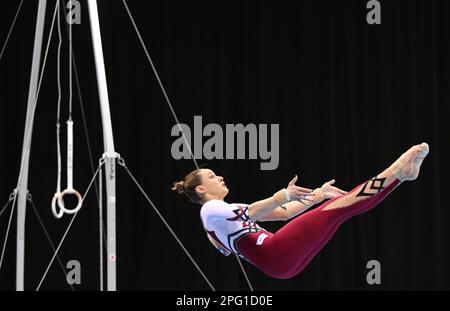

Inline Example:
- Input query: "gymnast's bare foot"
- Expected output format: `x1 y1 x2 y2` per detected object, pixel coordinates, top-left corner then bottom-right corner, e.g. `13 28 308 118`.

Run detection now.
390 142 430 181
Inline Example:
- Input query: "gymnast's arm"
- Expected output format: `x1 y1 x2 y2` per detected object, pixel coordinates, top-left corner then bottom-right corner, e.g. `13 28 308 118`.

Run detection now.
258 179 349 222
258 188 325 222
247 175 315 221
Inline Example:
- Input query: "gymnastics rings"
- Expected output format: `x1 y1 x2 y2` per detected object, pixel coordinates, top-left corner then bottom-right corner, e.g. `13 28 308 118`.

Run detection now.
51 120 83 219
51 189 82 219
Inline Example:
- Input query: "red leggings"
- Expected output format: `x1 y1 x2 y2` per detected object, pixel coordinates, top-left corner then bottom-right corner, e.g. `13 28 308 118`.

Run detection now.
235 178 402 279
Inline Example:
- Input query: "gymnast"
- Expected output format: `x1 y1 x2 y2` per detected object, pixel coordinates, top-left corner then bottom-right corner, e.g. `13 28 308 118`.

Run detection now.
172 143 429 279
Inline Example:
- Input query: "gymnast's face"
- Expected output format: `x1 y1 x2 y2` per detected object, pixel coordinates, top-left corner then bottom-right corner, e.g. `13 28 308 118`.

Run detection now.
195 169 229 201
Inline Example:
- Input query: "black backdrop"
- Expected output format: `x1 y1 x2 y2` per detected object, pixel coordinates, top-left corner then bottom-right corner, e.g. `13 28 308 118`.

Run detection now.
0 0 449 291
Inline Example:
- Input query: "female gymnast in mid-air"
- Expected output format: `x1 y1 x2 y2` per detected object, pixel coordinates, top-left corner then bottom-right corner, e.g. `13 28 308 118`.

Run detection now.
172 143 429 279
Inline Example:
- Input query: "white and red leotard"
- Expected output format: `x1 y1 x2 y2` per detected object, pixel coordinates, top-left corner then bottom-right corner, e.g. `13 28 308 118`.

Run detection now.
199 178 401 279
200 200 269 256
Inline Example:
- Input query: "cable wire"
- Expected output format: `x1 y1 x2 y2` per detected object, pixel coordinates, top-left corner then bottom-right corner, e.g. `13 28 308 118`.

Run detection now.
121 0 254 291
36 162 103 291
119 159 215 291
0 0 24 62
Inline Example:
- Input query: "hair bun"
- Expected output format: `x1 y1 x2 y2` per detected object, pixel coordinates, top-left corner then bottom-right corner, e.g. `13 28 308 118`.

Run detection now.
171 180 185 194
171 169 203 205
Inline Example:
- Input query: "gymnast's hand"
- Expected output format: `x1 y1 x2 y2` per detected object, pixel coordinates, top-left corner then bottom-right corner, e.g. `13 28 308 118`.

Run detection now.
320 179 348 199
286 175 315 202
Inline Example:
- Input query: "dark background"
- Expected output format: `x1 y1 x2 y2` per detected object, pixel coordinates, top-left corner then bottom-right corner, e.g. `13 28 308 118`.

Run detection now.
0 0 449 291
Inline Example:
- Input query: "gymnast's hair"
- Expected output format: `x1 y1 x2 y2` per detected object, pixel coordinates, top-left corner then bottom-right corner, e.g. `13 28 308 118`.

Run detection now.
171 169 203 205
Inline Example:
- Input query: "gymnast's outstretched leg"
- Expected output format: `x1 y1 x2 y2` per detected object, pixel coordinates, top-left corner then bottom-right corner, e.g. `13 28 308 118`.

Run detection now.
236 143 429 279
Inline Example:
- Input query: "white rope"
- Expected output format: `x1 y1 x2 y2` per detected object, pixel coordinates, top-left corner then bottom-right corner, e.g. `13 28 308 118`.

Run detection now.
69 1 73 119
59 0 101 213
51 0 82 219
0 0 24 62
36 161 103 291
121 0 254 291
118 158 215 291
52 0 64 218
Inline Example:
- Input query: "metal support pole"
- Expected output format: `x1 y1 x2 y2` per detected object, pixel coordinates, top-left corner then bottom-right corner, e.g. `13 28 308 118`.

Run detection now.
16 0 47 291
87 0 118 291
